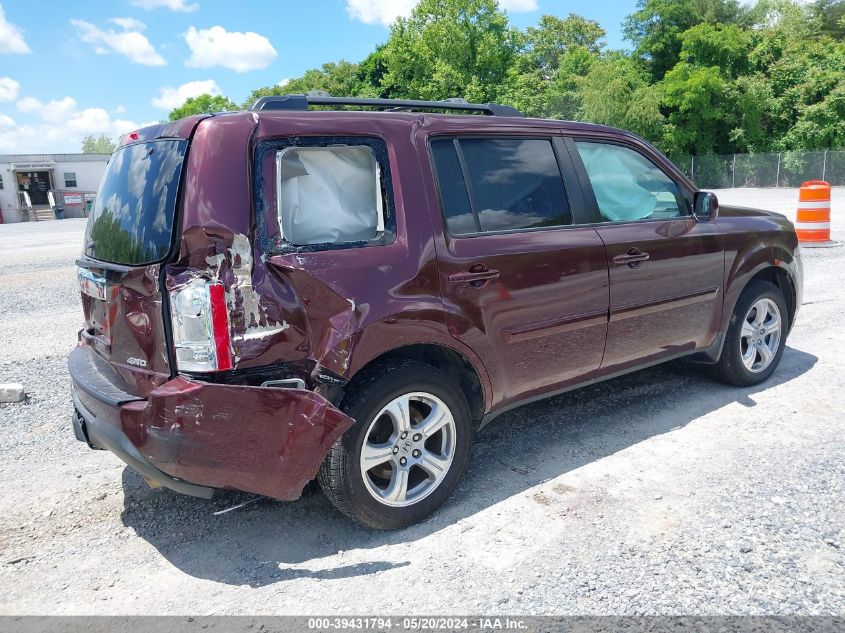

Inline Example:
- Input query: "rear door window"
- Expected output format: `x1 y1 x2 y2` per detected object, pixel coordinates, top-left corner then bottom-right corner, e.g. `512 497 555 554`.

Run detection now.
574 141 688 222
430 137 571 235
84 139 186 265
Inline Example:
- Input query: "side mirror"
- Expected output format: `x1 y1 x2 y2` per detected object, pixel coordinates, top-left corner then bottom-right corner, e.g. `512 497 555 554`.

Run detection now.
694 191 719 221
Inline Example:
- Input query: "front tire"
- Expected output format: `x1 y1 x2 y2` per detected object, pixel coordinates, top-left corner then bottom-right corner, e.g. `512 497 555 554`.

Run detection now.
318 359 473 530
713 280 788 386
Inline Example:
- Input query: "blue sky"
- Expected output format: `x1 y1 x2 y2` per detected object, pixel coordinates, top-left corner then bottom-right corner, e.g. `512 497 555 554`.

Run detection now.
0 0 633 153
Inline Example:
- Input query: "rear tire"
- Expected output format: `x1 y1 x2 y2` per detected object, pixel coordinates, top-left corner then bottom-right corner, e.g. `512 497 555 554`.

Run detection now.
318 359 473 530
712 280 788 387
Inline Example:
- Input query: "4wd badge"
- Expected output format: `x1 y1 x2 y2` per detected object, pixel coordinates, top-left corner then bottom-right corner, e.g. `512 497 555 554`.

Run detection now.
126 357 147 368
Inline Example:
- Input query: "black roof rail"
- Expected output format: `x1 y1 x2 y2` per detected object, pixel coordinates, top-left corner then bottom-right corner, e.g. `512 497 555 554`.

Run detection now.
249 94 524 117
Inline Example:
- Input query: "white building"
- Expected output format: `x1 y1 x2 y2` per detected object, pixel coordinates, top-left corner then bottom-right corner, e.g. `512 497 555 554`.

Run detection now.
0 153 110 223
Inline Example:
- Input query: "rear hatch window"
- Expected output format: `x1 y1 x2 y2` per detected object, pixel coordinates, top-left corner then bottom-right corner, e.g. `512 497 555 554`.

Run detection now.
84 139 187 265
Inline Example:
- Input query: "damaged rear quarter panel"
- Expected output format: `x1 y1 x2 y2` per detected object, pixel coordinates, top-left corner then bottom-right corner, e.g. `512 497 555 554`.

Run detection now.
177 113 490 394
166 113 491 493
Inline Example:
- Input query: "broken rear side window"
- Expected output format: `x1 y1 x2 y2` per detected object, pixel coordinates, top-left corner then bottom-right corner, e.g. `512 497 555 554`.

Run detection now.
253 137 396 253
277 145 385 246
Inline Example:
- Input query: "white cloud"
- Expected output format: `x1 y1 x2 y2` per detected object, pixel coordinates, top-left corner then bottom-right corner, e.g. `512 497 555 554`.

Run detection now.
0 3 31 54
500 0 538 10
109 17 147 31
16 96 41 112
14 96 78 122
277 78 291 88
71 18 166 66
113 105 127 114
131 0 198 11
0 94 150 153
0 76 20 101
184 25 277 72
41 97 78 123
346 0 536 25
346 0 416 25
152 79 222 109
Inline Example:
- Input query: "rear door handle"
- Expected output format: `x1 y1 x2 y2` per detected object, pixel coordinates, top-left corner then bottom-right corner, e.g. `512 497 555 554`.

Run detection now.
613 248 650 268
449 267 500 287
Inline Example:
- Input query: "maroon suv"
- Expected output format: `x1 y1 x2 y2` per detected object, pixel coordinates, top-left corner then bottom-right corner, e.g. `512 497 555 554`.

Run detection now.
69 95 802 529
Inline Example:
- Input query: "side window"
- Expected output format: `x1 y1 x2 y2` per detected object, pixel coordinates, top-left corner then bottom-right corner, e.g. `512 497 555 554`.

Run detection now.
64 172 78 188
431 137 571 235
574 141 688 222
276 145 384 246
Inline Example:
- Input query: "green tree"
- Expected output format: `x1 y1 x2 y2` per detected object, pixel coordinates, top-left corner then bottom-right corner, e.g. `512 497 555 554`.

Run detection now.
523 14 605 77
660 63 731 154
623 0 748 81
81 134 116 154
168 94 239 121
503 14 604 118
358 46 391 98
656 22 755 154
751 27 845 150
171 0 843 158
379 0 519 103
576 54 665 142
747 0 813 37
678 23 751 77
243 60 376 108
810 0 845 38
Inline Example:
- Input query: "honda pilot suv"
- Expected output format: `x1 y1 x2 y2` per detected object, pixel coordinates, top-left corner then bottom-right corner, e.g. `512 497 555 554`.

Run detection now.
70 95 802 529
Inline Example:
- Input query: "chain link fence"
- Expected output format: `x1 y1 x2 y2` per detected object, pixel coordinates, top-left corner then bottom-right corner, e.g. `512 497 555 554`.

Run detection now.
670 150 845 188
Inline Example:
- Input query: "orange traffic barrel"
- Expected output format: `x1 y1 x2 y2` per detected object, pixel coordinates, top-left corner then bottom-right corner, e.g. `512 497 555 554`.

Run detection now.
795 180 833 246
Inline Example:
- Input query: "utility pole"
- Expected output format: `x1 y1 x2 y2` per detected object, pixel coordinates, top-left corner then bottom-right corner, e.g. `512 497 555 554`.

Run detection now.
822 149 828 182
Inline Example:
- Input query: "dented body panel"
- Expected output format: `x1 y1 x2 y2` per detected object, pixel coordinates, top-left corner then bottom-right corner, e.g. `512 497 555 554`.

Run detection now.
120 374 353 499
70 343 353 499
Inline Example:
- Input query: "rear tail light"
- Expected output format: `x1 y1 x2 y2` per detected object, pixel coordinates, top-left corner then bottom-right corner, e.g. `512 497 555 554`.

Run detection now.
169 279 232 372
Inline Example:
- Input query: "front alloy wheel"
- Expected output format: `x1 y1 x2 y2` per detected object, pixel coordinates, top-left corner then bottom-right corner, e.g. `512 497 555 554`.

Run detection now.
713 279 788 386
740 298 782 373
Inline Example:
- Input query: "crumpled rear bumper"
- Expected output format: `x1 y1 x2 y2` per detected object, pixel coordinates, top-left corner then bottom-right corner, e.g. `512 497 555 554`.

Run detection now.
69 344 355 500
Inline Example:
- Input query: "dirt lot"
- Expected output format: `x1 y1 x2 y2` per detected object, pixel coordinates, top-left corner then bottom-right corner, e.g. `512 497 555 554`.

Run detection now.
0 189 843 615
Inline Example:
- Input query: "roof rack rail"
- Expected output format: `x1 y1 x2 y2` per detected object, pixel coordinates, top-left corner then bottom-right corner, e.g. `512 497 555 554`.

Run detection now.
249 94 524 117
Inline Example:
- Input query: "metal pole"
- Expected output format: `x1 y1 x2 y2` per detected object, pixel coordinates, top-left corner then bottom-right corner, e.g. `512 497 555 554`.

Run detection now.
732 154 736 188
776 153 781 188
822 149 827 182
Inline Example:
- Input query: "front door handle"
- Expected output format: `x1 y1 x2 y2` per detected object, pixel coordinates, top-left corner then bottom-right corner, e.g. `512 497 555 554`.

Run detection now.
449 266 500 288
613 248 650 268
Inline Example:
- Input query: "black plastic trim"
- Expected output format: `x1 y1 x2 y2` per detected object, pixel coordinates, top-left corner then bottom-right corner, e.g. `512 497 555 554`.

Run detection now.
68 345 142 407
250 95 524 117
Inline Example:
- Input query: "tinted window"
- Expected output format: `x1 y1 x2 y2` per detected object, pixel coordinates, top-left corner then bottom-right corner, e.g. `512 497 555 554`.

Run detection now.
431 138 571 235
575 141 687 222
84 140 186 265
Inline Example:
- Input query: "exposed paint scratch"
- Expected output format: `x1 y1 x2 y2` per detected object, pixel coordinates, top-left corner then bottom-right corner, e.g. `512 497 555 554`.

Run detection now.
223 234 290 360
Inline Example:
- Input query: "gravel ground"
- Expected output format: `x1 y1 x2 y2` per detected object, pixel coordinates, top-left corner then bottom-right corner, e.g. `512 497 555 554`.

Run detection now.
0 192 843 615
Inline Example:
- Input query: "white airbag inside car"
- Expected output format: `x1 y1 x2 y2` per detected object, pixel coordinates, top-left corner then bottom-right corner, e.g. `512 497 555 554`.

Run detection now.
277 145 384 245
576 142 658 222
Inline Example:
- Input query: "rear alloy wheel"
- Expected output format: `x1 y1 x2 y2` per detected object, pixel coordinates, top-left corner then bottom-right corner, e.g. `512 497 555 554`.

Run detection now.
359 392 457 507
713 280 788 386
318 359 473 530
